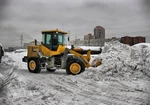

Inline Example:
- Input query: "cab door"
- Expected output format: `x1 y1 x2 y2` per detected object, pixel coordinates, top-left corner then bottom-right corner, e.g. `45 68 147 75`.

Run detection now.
42 33 52 50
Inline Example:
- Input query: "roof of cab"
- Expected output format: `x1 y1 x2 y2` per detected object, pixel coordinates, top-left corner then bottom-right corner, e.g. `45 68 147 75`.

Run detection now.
41 29 68 34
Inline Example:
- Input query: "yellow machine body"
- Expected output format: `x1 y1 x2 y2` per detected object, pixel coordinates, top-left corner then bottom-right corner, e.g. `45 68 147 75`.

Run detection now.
27 44 66 58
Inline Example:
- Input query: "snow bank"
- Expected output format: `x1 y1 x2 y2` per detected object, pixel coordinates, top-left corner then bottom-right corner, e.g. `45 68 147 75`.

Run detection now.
86 41 150 80
5 49 27 69
134 43 150 47
0 53 17 100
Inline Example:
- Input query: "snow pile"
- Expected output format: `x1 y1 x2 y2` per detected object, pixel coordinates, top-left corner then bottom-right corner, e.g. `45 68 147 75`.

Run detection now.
134 43 150 47
0 54 16 70
6 50 27 69
86 41 150 80
0 54 17 103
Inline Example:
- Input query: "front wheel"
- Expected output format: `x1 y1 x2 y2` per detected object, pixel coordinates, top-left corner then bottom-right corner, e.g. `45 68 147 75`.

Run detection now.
28 58 41 73
66 59 85 75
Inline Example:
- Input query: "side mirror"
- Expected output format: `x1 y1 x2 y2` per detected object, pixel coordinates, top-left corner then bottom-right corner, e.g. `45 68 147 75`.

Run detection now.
35 39 37 45
71 45 74 49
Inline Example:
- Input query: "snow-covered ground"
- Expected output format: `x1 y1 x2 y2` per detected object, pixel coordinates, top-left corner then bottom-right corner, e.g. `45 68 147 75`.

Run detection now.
0 41 150 105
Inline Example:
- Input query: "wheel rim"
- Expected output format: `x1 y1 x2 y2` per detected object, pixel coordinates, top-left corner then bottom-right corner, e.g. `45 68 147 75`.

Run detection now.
29 60 36 70
70 63 81 74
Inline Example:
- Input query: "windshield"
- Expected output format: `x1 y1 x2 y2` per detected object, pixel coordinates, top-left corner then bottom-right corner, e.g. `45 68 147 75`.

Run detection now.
42 32 67 50
54 33 66 45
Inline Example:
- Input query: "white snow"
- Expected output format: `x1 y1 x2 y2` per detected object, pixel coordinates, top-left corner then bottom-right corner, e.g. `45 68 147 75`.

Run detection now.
5 49 27 69
94 41 150 80
0 41 150 105
133 43 150 47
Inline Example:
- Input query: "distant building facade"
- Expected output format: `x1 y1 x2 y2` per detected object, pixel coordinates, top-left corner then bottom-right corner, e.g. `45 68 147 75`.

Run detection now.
120 36 146 46
82 26 105 46
70 26 105 46
84 33 93 40
94 26 105 40
69 39 82 46
105 37 120 42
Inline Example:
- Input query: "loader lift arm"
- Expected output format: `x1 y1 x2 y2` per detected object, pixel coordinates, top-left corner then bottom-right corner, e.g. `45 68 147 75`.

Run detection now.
69 49 91 68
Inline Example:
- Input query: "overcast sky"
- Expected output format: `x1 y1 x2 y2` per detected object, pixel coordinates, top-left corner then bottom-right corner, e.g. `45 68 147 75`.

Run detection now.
0 0 150 48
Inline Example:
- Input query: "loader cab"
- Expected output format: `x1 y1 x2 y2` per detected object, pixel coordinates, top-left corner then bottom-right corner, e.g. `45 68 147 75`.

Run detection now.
41 29 68 51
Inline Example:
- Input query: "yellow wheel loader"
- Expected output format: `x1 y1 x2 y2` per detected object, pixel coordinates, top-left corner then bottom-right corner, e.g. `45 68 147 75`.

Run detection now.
22 29 102 75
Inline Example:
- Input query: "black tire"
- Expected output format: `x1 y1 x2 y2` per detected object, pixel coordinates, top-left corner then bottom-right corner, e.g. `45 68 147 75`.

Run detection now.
28 58 41 73
47 68 56 72
66 56 73 63
66 59 85 75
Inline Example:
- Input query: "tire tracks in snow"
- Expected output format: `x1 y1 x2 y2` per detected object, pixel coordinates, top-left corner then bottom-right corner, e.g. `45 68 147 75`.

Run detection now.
7 68 150 105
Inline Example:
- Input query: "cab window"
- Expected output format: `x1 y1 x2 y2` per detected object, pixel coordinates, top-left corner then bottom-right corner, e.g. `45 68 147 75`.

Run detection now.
58 34 62 44
58 34 66 45
42 34 45 44
46 34 51 44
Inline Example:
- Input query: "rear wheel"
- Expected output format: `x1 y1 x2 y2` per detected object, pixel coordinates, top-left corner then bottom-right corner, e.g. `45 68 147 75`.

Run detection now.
66 59 85 75
28 58 41 73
